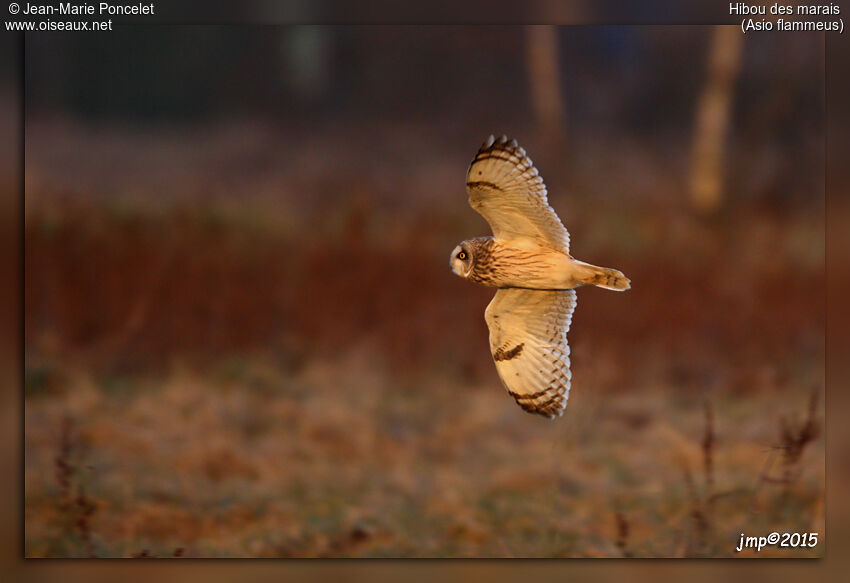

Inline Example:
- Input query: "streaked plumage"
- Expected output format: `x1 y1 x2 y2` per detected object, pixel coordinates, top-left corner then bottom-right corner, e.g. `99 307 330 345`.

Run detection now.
450 135 630 419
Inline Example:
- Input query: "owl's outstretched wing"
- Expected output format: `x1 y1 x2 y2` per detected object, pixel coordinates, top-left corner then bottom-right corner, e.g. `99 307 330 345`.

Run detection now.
466 135 570 253
484 288 576 419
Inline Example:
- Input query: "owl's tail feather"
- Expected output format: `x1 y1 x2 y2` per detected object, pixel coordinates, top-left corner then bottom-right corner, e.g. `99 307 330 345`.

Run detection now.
575 261 631 291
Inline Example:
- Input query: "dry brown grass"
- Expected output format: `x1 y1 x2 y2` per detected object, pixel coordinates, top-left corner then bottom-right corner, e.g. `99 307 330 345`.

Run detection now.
24 357 824 558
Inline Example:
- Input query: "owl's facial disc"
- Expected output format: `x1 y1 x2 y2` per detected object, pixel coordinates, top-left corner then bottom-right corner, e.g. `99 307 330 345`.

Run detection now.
450 244 473 278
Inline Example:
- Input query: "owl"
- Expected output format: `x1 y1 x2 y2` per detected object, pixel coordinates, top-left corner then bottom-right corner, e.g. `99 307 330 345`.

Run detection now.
450 135 630 419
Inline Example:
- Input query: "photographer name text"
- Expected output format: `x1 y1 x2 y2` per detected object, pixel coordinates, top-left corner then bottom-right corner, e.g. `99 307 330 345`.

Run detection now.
17 2 154 16
735 531 819 552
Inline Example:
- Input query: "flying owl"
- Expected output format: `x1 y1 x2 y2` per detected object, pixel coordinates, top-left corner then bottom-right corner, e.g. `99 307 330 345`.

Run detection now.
450 135 630 419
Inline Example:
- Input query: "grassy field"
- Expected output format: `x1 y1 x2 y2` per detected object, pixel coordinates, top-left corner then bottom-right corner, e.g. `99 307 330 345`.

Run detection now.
24 357 823 558
24 123 824 558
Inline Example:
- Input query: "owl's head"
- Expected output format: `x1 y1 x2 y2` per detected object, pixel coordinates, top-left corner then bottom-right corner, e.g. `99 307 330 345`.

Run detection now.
449 242 474 278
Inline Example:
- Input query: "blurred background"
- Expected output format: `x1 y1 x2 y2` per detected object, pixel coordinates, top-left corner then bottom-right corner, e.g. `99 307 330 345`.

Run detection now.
24 26 824 558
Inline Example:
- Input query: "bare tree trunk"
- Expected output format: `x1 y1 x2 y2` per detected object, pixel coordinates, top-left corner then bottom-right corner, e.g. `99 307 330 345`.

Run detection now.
689 26 743 215
282 26 331 102
525 25 566 158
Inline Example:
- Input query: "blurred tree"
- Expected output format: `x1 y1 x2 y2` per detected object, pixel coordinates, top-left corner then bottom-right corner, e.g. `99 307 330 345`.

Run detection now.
689 25 743 215
281 26 332 103
525 25 566 159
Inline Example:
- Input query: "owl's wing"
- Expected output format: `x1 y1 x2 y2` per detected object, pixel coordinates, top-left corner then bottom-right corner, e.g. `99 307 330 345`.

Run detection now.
484 288 576 419
466 135 570 253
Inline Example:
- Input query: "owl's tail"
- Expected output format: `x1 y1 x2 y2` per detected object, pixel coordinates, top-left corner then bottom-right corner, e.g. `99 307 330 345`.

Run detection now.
574 260 631 291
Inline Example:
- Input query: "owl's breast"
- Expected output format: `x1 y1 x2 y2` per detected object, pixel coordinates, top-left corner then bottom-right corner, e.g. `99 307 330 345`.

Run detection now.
469 242 577 290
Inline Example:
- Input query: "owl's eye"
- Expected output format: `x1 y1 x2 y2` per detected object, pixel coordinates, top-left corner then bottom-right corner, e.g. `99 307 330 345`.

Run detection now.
457 251 467 260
